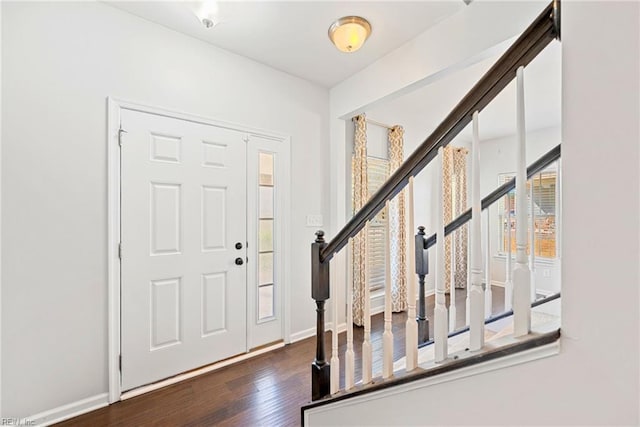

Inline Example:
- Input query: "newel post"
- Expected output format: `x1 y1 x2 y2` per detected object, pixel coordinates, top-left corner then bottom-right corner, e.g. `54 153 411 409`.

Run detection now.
311 230 330 401
415 226 429 344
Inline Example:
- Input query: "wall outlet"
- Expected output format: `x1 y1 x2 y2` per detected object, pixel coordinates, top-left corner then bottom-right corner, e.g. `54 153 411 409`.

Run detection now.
306 214 323 227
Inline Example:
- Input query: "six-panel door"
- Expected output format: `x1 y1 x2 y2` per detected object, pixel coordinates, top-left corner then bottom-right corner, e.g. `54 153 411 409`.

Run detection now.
120 109 247 391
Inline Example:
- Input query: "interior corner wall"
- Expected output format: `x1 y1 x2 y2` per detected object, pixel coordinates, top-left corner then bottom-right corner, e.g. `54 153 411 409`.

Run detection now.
1 1 329 418
312 1 640 425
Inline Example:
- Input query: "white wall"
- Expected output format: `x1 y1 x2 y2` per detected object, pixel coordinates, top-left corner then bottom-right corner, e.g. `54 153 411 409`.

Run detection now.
310 1 640 425
1 1 329 418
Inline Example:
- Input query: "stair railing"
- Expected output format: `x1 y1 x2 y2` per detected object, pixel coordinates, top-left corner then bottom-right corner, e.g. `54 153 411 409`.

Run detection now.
310 0 560 401
414 143 561 345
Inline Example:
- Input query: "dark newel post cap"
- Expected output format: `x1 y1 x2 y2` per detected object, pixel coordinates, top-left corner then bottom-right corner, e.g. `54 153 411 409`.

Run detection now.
315 230 325 243
417 226 426 235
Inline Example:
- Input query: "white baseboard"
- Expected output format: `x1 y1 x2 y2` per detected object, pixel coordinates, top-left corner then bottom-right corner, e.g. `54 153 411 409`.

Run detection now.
290 326 317 343
327 322 347 334
372 289 436 316
535 288 556 297
490 280 506 288
422 289 436 298
291 322 347 345
489 281 556 298
28 393 109 426
371 293 385 316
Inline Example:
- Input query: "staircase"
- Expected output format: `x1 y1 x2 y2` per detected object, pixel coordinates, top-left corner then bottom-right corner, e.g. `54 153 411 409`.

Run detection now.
304 0 562 422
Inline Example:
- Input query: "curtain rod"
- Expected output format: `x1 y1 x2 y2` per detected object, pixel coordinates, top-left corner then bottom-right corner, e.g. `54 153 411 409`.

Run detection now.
367 119 394 130
353 115 395 130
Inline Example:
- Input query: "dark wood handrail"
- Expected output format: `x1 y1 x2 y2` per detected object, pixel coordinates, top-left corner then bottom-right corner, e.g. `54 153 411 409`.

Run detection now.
422 144 561 250
320 1 558 263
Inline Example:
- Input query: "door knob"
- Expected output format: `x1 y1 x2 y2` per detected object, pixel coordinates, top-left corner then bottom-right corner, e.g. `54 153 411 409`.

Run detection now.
235 257 244 266
235 242 243 250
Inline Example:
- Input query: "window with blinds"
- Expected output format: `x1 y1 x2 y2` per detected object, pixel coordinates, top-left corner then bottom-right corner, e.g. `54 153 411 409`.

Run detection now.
499 162 558 259
363 157 390 292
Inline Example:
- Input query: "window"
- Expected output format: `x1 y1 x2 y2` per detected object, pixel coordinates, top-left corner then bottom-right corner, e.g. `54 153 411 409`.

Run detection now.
499 163 558 259
352 156 390 292
258 152 275 320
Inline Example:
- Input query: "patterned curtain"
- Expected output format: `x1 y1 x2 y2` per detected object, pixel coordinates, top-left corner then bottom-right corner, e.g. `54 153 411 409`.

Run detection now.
443 146 468 290
388 126 407 312
351 115 368 326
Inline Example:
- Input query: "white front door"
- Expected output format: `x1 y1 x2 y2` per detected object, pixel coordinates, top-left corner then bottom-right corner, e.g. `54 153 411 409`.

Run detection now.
120 109 247 391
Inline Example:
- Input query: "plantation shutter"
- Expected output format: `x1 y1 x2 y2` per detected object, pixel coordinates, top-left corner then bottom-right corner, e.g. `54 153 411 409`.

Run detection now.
366 157 389 291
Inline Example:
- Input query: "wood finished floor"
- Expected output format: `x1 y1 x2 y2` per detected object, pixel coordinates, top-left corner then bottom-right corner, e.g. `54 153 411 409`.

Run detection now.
58 287 504 427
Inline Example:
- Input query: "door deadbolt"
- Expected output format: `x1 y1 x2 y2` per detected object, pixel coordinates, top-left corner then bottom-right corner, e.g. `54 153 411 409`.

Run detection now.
235 242 243 250
235 257 244 266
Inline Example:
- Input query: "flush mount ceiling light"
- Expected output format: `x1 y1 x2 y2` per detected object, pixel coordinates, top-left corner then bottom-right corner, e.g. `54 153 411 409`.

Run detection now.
328 16 372 53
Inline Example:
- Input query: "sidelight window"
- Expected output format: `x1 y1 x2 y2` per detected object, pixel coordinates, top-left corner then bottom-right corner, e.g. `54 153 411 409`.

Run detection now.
258 152 275 320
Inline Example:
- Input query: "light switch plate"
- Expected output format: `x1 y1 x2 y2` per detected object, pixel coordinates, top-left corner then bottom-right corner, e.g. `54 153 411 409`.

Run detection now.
306 214 323 227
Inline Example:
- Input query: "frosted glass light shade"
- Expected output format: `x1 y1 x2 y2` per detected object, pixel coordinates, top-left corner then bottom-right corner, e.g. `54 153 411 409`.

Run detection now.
328 16 372 53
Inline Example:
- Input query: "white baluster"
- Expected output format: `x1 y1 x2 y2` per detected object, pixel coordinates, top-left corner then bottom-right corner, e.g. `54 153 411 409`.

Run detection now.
330 252 340 394
484 206 493 318
449 226 457 333
383 201 394 379
466 228 471 326
530 173 536 302
464 171 471 327
513 66 532 337
405 177 418 371
362 222 372 384
445 174 459 332
435 147 448 363
469 111 485 351
504 196 513 311
345 238 355 390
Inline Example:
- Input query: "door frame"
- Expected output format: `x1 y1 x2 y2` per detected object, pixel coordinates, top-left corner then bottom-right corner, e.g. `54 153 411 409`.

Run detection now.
107 97 291 403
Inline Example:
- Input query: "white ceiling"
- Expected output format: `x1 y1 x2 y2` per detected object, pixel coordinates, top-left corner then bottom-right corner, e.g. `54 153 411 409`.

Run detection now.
105 0 559 141
106 1 466 88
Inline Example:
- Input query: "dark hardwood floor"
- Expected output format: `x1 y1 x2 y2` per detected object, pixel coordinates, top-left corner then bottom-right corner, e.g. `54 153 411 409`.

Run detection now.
57 287 504 427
